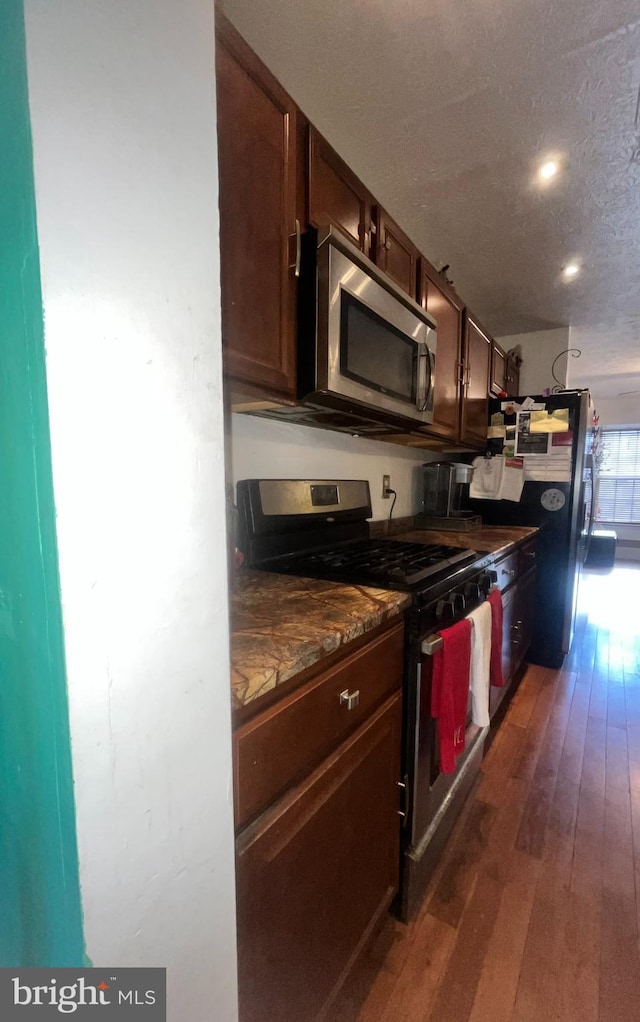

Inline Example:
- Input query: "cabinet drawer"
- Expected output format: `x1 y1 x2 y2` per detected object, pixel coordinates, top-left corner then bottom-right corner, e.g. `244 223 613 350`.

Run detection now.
234 621 404 830
495 550 518 591
518 538 537 574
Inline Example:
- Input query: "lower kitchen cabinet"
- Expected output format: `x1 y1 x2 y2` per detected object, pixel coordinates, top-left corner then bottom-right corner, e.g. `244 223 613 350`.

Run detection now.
233 621 404 1022
513 566 536 673
236 693 401 1022
489 538 537 716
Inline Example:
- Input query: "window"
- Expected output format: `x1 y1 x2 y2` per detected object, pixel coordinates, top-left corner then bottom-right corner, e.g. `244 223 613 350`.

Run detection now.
596 429 640 525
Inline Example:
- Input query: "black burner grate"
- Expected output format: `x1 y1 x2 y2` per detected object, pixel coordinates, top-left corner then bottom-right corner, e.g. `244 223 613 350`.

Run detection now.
266 539 478 589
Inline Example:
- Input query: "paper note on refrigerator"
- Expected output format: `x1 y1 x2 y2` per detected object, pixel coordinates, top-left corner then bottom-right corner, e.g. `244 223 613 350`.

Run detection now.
522 450 572 482
500 458 525 501
470 456 525 501
529 408 570 433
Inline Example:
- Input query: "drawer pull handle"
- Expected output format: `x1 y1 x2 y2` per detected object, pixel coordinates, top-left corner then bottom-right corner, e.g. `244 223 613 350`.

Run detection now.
502 568 516 577
339 688 360 711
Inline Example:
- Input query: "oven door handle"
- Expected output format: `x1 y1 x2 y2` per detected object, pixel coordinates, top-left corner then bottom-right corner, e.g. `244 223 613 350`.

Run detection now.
421 633 444 656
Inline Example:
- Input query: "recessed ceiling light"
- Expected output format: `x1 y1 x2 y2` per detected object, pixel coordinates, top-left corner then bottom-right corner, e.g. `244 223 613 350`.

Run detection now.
539 160 559 180
562 263 580 279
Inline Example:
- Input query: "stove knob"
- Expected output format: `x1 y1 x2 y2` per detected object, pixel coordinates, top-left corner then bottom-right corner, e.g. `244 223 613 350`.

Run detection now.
479 570 498 594
464 582 480 601
436 598 455 623
448 592 466 615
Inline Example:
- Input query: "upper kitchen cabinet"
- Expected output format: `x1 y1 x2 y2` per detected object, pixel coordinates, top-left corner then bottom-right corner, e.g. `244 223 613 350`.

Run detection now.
308 127 373 256
418 258 464 442
460 313 491 446
505 352 520 395
373 207 420 298
490 341 507 395
215 15 299 399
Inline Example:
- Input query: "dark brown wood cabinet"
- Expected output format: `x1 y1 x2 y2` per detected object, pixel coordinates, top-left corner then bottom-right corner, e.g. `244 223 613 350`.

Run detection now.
460 314 491 446
215 16 299 399
418 259 465 442
215 18 512 440
490 585 516 719
308 127 373 256
236 693 401 1022
489 538 537 716
373 207 419 297
505 353 520 396
513 550 537 672
490 341 508 395
234 622 404 1022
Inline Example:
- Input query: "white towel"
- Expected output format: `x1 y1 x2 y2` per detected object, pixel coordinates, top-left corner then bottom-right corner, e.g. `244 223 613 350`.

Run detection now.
466 602 492 727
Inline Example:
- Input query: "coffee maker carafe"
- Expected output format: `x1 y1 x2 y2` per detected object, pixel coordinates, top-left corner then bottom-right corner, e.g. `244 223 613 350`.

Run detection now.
418 461 480 530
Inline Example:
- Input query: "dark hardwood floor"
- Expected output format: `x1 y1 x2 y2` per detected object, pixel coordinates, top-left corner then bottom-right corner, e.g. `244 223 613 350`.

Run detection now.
333 563 640 1022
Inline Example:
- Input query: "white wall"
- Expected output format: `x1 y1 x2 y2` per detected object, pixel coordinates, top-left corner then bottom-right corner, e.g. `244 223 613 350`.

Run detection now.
24 2 238 1018
231 414 442 519
498 327 570 395
591 394 640 428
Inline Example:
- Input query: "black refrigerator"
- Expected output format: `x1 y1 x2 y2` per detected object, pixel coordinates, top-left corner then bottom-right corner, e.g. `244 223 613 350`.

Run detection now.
466 390 591 669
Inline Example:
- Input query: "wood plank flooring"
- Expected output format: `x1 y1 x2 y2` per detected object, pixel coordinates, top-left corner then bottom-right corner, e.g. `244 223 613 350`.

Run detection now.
333 563 640 1022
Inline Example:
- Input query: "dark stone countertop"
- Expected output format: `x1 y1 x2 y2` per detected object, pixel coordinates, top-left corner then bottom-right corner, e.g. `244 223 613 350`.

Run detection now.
229 524 537 713
229 570 410 711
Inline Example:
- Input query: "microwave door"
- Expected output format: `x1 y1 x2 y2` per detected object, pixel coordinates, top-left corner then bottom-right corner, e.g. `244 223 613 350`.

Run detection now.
322 244 433 424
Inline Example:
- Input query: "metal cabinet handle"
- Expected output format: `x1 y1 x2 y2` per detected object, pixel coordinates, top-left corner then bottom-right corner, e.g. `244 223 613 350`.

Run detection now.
293 218 301 277
502 568 516 578
397 774 410 824
464 364 471 388
339 688 360 711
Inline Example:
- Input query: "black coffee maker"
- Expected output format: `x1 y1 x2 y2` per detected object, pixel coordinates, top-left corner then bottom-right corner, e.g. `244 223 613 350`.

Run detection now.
416 461 481 530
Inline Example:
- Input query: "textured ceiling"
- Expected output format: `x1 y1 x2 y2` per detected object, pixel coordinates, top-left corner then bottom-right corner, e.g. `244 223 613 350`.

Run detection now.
220 0 640 401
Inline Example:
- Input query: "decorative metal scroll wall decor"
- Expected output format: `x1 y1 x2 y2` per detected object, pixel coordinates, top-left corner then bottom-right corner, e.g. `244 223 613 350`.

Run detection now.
551 348 582 392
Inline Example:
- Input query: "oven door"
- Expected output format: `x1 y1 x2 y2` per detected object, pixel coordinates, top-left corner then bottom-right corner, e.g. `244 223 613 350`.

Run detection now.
410 651 479 846
316 229 436 426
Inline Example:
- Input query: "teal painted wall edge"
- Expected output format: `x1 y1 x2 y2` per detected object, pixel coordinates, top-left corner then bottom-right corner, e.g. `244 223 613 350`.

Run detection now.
0 0 85 966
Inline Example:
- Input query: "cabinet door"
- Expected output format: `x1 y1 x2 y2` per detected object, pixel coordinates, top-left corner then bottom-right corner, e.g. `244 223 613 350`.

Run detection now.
236 693 402 1022
215 17 298 398
505 356 520 396
308 127 372 256
460 314 491 446
490 342 507 395
374 207 419 298
418 259 464 441
514 569 536 668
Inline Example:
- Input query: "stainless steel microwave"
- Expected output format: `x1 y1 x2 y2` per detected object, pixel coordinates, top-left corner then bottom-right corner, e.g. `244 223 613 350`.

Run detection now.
295 227 437 433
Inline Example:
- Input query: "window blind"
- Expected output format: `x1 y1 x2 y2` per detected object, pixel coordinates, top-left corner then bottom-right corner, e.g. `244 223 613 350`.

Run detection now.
596 429 640 525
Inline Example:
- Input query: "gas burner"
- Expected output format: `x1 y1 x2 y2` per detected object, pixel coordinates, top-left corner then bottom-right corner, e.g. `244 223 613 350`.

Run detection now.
270 539 479 591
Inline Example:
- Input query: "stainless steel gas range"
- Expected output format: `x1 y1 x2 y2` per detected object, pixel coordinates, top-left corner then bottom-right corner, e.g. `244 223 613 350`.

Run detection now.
237 478 496 920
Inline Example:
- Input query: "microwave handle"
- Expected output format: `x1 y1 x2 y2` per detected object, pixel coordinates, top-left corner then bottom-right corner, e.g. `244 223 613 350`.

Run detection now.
416 341 434 412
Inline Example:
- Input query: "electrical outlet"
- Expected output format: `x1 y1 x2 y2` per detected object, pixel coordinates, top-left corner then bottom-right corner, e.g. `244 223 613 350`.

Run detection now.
382 474 391 498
